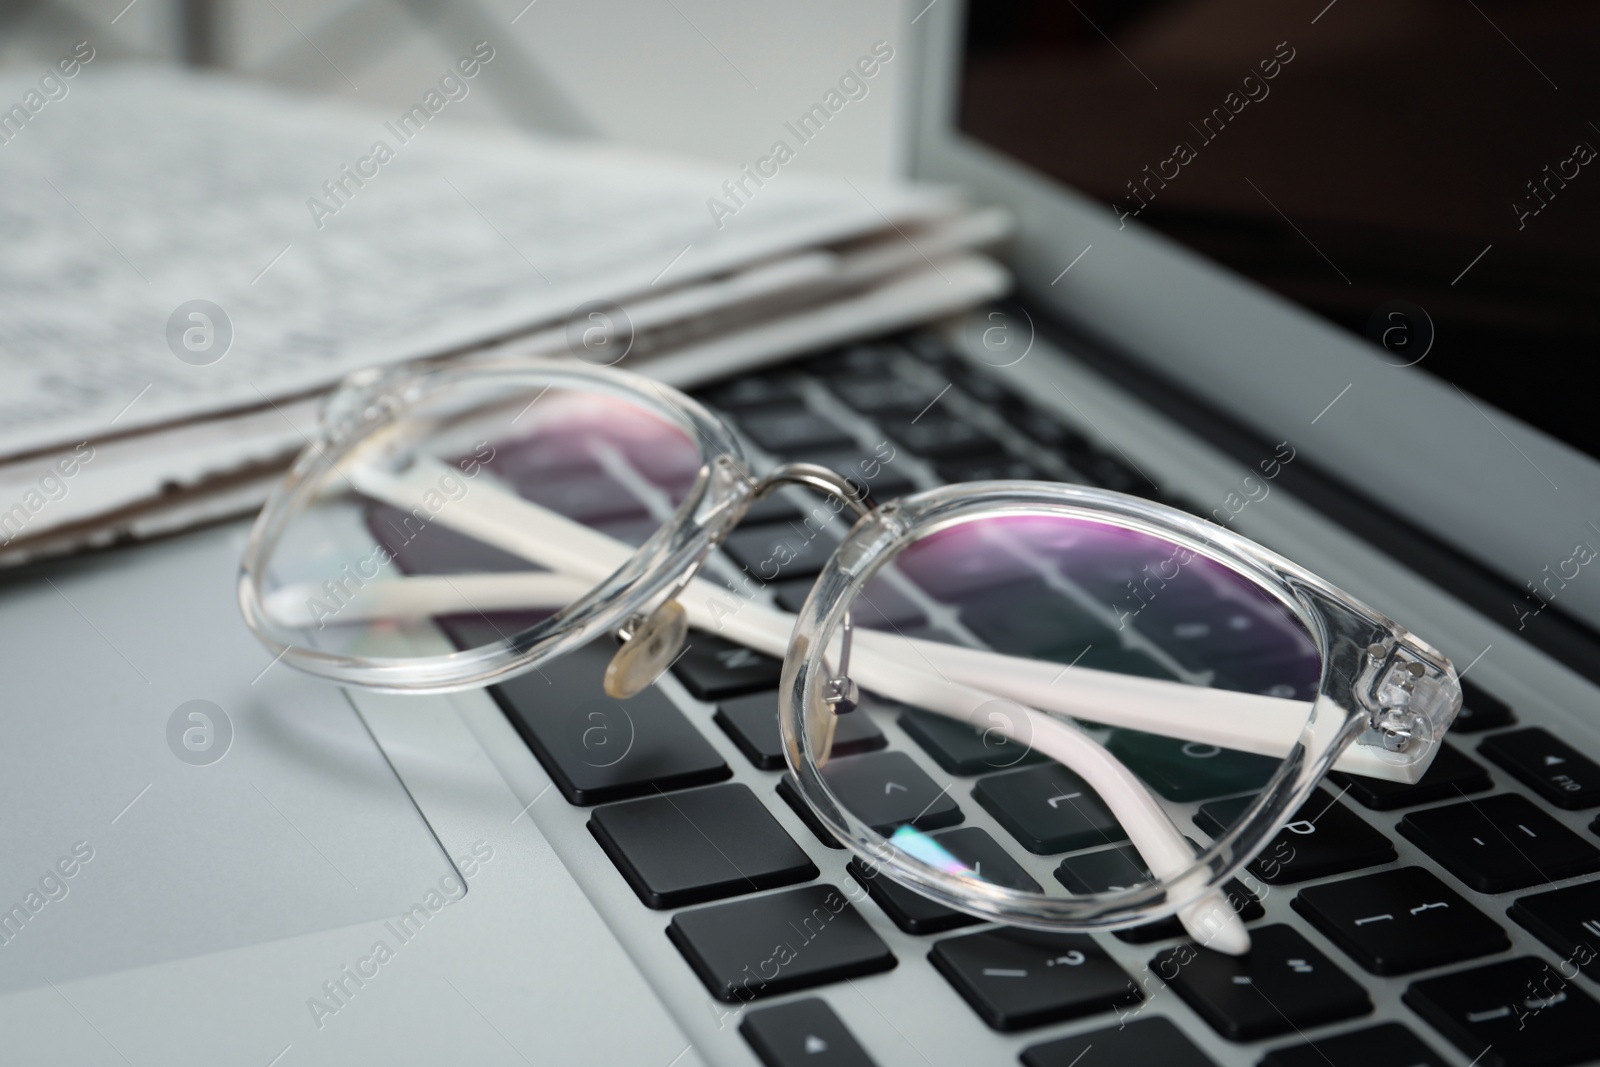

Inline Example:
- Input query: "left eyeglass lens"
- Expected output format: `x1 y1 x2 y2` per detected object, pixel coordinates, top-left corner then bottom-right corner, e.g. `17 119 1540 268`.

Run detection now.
256 376 703 661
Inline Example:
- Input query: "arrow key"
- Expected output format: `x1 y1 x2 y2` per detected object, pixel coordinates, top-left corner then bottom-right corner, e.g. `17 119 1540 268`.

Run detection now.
820 750 963 834
670 634 784 700
1479 728 1600 809
741 998 878 1067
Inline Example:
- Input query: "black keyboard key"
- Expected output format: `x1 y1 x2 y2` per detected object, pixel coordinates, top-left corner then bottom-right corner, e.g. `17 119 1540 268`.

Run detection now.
1398 794 1600 893
1329 742 1493 811
700 375 801 411
589 783 816 908
1452 680 1516 733
808 343 898 378
1055 840 1261 901
881 413 1003 459
1259 1022 1449 1067
1403 956 1600 1067
975 764 1126 854
738 408 854 454
743 491 806 526
1105 729 1278 802
1480 728 1600 809
898 707 1048 775
831 372 940 416
1053 845 1263 942
1112 882 1264 944
820 750 962 834
1054 844 1151 894
773 577 925 631
1210 652 1322 702
1508 882 1600 978
1021 1017 1217 1067
776 775 843 849
1119 899 1267 947
1120 880 1263 946
944 359 1009 405
486 641 729 805
715 690 885 770
929 928 1140 1031
1134 596 1308 674
846 858 980 935
1292 866 1509 975
792 446 915 498
1151 924 1371 1042
721 523 841 582
1194 788 1395 884
959 582 1117 664
741 998 878 1067
931 826 1043 892
934 455 1044 483
669 885 896 1002
1000 397 1091 454
900 332 949 363
1068 448 1152 495
670 634 784 700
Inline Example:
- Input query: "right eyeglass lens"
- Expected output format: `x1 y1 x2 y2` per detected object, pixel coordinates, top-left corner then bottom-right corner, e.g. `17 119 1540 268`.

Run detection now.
805 511 1322 920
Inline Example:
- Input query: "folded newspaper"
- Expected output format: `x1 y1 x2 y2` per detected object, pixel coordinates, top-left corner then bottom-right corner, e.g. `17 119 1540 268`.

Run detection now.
0 63 1009 566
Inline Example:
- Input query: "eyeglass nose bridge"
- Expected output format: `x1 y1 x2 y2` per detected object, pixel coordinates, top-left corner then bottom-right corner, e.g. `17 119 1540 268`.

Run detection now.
605 460 874 704
748 461 874 520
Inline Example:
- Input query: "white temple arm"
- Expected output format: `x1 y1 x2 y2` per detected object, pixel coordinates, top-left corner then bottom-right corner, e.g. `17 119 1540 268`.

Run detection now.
325 460 1258 952
293 459 1402 777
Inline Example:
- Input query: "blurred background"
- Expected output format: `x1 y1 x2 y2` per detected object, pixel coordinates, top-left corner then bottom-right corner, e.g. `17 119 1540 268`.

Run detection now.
0 0 912 177
960 0 1600 461
3 0 1596 457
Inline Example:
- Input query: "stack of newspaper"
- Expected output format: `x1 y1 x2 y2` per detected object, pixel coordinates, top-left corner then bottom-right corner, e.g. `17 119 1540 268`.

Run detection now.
0 66 1009 566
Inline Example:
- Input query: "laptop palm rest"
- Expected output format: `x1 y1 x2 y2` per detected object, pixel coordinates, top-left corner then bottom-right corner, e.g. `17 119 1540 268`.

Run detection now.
0 523 456 993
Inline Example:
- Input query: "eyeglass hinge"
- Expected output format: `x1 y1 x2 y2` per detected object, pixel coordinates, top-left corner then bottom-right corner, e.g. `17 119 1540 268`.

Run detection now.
822 609 859 715
1355 641 1429 752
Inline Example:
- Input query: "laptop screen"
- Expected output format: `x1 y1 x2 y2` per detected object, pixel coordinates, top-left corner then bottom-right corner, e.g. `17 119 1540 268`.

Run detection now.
956 0 1599 462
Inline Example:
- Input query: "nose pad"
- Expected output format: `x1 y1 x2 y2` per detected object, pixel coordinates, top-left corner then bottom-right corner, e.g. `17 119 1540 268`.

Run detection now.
603 600 689 699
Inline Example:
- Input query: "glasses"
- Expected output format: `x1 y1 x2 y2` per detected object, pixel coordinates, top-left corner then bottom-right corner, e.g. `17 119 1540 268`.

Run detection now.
238 358 1461 953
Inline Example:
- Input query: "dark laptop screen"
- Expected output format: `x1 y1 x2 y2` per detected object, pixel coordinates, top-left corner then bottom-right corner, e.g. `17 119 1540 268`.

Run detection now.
958 0 1599 461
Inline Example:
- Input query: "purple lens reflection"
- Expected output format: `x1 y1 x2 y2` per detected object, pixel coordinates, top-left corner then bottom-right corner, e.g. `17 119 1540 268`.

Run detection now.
888 513 1319 701
341 388 698 640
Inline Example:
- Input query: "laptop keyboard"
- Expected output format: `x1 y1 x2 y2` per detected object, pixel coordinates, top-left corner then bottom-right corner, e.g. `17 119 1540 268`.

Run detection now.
397 332 1600 1066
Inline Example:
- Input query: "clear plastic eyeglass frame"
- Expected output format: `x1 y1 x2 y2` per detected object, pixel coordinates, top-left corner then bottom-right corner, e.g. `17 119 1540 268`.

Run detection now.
239 359 1462 952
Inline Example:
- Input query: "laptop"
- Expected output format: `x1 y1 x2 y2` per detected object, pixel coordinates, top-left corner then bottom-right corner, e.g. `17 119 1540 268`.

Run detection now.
4 4 1600 1066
